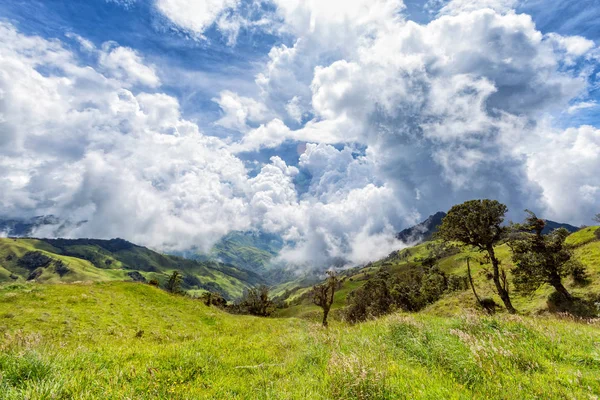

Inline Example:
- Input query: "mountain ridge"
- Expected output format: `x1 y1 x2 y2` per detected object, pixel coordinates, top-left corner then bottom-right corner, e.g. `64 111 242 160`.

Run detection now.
396 211 580 245
0 237 264 300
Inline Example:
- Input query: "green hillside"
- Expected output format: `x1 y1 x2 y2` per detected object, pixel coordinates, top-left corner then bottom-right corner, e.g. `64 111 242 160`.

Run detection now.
0 238 264 300
193 231 283 276
275 226 600 320
1 281 599 399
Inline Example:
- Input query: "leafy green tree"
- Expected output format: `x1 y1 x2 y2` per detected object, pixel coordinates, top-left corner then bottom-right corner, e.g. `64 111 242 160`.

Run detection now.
312 270 338 327
239 285 274 316
166 271 183 294
509 211 580 300
200 291 226 308
345 269 392 323
437 199 516 313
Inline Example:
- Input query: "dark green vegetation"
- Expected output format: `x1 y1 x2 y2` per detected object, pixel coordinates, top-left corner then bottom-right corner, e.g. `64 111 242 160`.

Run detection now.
437 200 516 313
277 224 600 321
0 238 264 300
509 212 580 299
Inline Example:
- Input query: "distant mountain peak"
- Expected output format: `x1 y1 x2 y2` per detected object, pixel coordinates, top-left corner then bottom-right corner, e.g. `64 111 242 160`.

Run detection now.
540 219 579 234
396 212 580 245
397 212 446 244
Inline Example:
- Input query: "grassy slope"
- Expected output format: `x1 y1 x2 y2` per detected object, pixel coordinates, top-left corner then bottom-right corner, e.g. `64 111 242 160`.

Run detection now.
0 239 128 283
198 231 283 275
0 238 262 300
1 281 599 399
276 226 600 319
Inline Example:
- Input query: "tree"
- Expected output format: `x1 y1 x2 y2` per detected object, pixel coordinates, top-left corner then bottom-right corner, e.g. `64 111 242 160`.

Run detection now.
200 291 226 308
593 213 600 224
312 270 338 327
437 199 517 313
345 269 392 323
509 211 580 300
166 271 183 294
239 285 274 316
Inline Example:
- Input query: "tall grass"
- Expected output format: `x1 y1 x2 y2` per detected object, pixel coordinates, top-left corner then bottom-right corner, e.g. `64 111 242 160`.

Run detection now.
1 282 599 399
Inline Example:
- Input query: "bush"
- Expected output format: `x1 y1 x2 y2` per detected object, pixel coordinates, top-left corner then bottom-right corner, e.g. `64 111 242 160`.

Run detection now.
479 298 499 314
570 262 589 286
127 271 146 282
54 260 70 277
18 252 52 271
237 285 274 316
27 268 44 281
200 292 227 308
345 278 392 323
447 274 469 292
546 292 599 318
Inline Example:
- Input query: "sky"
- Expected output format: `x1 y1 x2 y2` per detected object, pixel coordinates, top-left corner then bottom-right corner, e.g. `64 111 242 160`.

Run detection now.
0 0 599 268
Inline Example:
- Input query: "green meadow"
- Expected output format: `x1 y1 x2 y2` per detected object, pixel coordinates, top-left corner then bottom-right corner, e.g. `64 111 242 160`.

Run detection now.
0 226 599 399
0 281 599 399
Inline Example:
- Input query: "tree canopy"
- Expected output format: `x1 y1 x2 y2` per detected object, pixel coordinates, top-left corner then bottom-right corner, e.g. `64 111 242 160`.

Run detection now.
509 211 580 299
437 199 516 313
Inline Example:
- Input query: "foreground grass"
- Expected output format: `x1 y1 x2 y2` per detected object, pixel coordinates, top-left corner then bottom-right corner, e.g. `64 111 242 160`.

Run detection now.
1 282 599 399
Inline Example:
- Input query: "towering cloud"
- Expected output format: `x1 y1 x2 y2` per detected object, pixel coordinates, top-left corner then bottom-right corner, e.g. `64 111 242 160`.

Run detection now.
1 0 599 268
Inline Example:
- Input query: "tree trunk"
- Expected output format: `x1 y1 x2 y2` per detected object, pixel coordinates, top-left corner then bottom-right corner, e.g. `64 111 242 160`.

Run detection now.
322 306 330 327
466 258 482 306
549 272 572 300
487 245 517 314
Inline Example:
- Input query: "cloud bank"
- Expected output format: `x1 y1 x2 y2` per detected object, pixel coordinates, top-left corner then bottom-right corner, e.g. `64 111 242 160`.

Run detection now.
1 0 599 269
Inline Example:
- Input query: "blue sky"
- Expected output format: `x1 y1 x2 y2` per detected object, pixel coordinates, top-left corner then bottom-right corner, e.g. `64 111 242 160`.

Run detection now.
1 0 599 266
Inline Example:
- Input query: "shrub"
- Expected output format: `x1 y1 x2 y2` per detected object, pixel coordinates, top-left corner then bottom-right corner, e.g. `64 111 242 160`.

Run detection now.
200 292 227 308
166 271 183 294
27 268 44 281
570 262 590 286
237 285 274 316
479 298 499 314
18 251 52 271
345 277 392 323
546 292 599 318
54 260 70 277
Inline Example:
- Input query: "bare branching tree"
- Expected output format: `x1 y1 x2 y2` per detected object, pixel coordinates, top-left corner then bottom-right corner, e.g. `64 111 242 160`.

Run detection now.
312 270 338 327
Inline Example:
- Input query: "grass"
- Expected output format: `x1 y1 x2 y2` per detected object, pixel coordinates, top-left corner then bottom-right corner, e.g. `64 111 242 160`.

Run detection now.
1 281 599 399
279 226 600 319
565 226 599 247
0 238 263 300
1 228 599 398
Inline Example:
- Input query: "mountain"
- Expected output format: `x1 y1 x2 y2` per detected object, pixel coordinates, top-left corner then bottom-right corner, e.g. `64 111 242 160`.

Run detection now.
193 231 284 275
396 212 580 245
0 215 61 236
0 237 264 300
542 220 579 234
396 212 447 244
